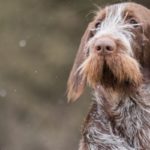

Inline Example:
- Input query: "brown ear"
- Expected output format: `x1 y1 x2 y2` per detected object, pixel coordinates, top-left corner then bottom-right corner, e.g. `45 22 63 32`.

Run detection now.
67 22 94 102
141 11 150 68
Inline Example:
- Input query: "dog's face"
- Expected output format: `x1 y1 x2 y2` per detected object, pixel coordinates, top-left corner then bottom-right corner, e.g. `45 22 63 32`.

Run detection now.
67 2 150 101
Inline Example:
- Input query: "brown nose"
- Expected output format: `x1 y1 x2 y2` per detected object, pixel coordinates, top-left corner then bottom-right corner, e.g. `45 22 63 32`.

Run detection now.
94 37 116 54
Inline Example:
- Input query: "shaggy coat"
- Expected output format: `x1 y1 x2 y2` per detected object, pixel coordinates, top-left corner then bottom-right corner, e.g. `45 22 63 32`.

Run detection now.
67 2 150 150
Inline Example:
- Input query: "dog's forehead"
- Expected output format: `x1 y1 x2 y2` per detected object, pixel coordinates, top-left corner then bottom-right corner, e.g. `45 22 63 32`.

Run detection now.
96 2 150 21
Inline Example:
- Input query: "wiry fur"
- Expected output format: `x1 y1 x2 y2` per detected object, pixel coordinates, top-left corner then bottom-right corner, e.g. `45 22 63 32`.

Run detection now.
67 2 150 150
77 53 104 88
80 85 150 150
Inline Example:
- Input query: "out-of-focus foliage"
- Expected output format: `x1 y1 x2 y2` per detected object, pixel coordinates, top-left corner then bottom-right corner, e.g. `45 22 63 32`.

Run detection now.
0 0 149 150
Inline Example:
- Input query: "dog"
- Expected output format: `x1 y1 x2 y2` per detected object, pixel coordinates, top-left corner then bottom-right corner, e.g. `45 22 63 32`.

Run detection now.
67 2 150 150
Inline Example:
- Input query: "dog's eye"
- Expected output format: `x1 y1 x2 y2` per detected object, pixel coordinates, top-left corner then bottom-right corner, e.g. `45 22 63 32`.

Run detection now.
95 21 101 28
90 21 102 37
129 18 138 24
129 18 139 27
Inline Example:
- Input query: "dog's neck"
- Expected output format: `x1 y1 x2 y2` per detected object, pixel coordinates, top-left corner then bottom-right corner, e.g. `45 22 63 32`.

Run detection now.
95 76 150 110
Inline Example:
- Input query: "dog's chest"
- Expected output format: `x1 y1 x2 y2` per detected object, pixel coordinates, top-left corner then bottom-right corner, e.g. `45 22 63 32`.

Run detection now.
83 93 150 149
111 98 150 149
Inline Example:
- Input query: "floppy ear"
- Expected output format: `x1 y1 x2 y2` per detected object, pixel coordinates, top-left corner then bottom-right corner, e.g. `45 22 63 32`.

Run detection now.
67 22 94 102
141 10 150 68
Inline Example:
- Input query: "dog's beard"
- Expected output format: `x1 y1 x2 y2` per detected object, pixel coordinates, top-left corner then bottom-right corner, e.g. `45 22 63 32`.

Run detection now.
78 52 142 90
77 53 104 87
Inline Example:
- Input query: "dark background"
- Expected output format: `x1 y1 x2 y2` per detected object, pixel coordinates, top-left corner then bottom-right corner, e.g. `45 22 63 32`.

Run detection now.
0 0 149 150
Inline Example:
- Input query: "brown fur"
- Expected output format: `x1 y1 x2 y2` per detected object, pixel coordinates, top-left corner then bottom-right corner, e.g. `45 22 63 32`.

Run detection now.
67 2 150 149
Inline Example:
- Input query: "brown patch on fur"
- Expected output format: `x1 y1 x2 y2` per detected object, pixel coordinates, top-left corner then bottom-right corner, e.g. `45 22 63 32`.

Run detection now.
105 54 143 87
78 53 104 88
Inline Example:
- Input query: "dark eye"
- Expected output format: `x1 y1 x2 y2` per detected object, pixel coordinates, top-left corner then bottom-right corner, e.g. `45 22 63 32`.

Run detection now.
95 21 101 28
129 18 138 24
128 18 139 28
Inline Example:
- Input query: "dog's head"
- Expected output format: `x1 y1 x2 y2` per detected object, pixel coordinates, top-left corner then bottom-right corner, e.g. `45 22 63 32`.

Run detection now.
67 2 150 102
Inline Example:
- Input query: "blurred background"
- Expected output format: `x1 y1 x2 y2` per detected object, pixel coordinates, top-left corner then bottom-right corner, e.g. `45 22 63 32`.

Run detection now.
0 0 149 150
